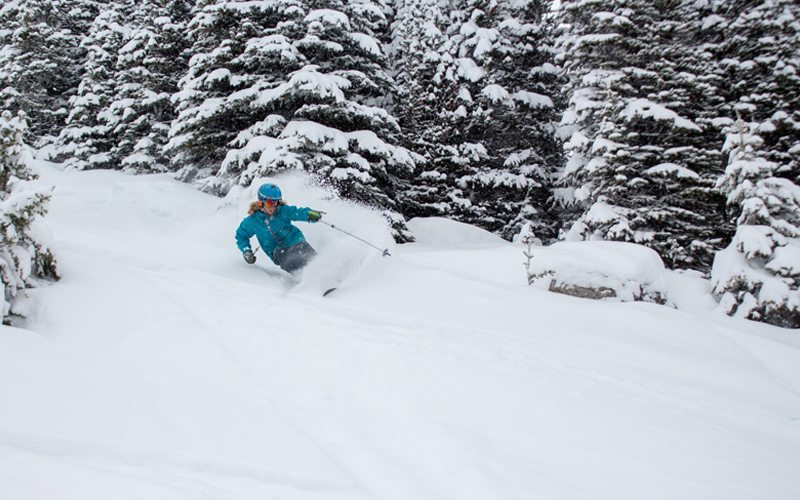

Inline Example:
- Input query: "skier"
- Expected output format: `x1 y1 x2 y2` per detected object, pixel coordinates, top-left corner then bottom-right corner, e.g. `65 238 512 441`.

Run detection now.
235 183 323 274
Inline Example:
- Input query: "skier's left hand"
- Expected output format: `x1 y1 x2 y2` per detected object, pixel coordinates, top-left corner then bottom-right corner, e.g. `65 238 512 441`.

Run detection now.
308 210 322 222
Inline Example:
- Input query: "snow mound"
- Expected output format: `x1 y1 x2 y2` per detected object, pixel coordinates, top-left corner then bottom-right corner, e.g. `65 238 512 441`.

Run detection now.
527 240 671 303
407 217 507 245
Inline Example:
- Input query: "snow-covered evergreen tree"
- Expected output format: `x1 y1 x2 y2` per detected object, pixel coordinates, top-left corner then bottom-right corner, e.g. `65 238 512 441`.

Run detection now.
715 0 799 183
222 2 415 211
709 0 800 327
711 124 800 327
388 0 451 215
554 0 645 244
170 0 416 238
165 0 276 181
392 0 562 241
107 0 193 173
0 111 58 325
0 0 99 144
56 3 134 170
554 0 730 270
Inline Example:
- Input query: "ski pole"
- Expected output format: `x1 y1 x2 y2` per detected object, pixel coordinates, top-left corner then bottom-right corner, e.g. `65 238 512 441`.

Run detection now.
320 220 391 257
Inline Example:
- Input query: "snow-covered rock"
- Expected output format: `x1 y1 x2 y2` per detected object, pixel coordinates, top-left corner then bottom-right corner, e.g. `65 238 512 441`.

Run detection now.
527 240 671 304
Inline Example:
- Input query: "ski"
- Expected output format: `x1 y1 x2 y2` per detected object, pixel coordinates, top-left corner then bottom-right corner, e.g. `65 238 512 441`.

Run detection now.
322 287 337 297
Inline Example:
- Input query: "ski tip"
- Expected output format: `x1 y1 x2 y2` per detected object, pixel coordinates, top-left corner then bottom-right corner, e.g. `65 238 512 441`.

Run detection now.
322 287 337 297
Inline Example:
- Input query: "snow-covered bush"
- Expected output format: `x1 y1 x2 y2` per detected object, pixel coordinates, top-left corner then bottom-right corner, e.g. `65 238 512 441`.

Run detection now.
526 240 671 305
0 111 58 324
710 126 800 328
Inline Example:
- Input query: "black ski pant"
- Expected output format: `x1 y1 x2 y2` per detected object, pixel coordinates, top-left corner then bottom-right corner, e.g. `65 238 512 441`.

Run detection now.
272 242 316 274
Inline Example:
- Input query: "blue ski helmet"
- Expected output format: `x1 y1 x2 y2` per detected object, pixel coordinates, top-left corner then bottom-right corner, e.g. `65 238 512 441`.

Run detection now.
257 183 282 202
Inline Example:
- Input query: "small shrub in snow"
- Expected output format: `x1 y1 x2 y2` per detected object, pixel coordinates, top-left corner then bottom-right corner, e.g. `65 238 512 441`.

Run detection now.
0 111 59 324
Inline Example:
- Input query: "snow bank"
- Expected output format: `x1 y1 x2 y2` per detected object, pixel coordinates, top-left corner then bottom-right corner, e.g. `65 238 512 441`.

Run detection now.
527 240 671 304
407 217 506 245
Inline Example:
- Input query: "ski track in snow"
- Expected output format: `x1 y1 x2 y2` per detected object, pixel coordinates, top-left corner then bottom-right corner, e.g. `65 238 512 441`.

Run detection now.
1 164 800 499
0 429 353 491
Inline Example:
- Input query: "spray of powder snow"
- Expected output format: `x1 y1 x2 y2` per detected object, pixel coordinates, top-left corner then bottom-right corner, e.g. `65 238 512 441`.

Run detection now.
221 171 396 294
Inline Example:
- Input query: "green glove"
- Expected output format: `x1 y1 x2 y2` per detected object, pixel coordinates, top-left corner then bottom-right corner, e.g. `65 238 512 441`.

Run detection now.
308 210 322 222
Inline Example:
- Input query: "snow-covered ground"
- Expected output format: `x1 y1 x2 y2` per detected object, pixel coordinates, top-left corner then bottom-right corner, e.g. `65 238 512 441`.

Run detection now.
2 162 799 500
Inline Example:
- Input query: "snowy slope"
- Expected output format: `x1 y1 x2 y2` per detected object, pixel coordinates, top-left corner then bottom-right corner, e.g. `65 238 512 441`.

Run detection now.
1 163 799 500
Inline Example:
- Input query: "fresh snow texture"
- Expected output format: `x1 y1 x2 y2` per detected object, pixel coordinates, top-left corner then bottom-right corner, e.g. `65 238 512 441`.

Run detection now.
646 162 700 179
1 162 799 500
621 98 703 131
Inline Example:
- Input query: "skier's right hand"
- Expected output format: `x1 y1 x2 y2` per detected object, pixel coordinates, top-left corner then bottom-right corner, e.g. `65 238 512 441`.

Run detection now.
307 210 322 222
243 250 256 264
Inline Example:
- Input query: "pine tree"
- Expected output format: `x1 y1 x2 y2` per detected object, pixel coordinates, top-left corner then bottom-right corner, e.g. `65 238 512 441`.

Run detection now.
224 1 415 210
107 0 193 173
711 124 800 327
0 111 59 325
554 0 730 270
460 0 562 241
388 0 451 218
392 0 562 241
0 0 99 144
170 0 416 238
716 0 799 183
709 0 800 327
166 0 283 181
56 3 135 170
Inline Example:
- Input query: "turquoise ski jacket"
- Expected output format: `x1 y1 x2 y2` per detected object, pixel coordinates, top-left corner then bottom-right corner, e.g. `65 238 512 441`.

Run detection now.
235 204 313 262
